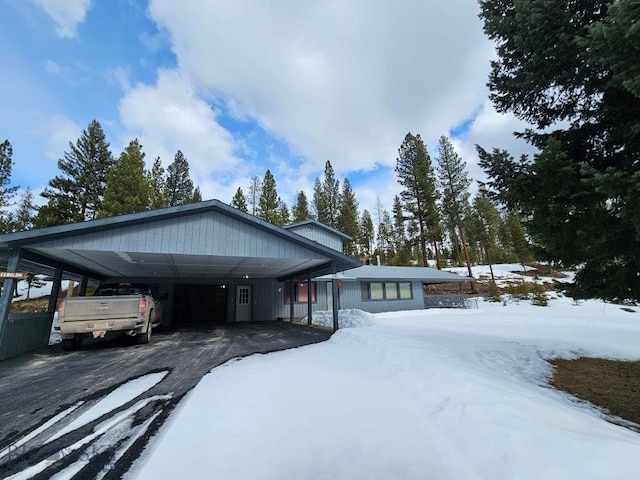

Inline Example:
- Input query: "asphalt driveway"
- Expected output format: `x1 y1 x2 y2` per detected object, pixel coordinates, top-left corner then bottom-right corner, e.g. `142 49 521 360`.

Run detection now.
0 321 331 478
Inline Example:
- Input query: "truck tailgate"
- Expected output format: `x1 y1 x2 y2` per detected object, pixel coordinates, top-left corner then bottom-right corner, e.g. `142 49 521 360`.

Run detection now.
62 296 141 322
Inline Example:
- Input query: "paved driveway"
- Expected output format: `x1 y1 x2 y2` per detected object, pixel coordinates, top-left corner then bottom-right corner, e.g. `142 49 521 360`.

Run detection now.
0 322 331 478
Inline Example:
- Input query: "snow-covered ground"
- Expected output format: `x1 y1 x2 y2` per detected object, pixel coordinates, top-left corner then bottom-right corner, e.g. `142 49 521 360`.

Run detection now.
129 298 640 480
447 263 575 287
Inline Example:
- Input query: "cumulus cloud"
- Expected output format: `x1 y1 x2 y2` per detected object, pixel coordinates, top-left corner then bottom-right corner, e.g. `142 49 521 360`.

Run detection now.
118 68 241 197
31 0 92 39
148 0 495 174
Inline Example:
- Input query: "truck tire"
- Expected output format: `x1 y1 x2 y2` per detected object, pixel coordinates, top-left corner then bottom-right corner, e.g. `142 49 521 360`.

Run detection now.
62 334 83 351
137 317 152 344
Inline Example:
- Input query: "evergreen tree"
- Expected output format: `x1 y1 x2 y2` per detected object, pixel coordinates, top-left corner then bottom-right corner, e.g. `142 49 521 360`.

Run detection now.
336 178 359 255
391 195 411 265
188 186 203 204
231 187 248 213
100 139 149 217
506 212 533 271
14 188 36 232
312 177 324 221
148 157 168 210
436 136 473 277
0 140 19 233
314 161 340 228
469 193 503 281
376 210 394 264
247 176 262 216
291 191 311 222
358 209 375 262
164 150 194 207
257 170 279 223
37 120 114 226
395 132 442 268
277 198 290 226
478 0 640 300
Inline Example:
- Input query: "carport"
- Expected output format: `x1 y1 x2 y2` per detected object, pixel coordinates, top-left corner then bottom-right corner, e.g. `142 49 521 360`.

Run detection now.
0 200 361 360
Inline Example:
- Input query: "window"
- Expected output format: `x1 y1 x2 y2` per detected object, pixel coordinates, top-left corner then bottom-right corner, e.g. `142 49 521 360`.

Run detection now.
398 282 412 299
284 281 317 304
361 282 413 301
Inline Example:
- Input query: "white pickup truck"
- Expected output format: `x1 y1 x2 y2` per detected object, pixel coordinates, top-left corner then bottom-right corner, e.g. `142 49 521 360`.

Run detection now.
55 283 164 351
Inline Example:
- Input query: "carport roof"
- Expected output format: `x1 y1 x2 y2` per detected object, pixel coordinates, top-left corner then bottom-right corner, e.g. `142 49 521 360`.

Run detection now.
0 200 361 281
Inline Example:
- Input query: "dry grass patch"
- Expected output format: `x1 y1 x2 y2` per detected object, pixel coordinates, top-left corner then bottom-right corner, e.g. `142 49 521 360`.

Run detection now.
550 358 640 431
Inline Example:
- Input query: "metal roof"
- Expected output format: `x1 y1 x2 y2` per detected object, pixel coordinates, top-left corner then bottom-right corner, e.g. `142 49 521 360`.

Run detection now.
316 265 473 283
0 200 361 281
284 219 352 241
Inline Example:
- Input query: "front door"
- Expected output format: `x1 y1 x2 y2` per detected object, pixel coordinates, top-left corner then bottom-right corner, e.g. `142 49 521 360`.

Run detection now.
235 285 252 321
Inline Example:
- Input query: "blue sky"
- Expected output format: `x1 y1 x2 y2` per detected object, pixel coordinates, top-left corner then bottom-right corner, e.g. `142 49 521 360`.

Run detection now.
0 0 533 217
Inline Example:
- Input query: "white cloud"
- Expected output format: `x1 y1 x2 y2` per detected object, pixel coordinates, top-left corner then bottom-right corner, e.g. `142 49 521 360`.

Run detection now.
38 114 82 160
118 68 241 199
31 0 93 39
45 60 61 75
148 0 495 174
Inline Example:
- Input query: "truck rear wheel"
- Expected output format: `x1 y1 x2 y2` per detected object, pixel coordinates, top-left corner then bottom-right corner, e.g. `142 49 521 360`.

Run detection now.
62 334 83 351
137 318 152 344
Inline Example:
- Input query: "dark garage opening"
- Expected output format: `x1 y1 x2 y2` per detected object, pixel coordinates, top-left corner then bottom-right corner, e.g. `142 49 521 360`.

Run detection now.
173 284 228 325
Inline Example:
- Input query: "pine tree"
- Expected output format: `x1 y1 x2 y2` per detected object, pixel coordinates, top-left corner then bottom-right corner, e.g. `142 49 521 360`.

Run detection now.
37 120 114 226
188 186 203 204
0 140 19 233
391 195 411 265
314 161 340 228
257 170 279 224
165 150 194 207
469 193 503 281
479 0 640 300
506 212 533 271
336 178 359 255
436 135 473 277
231 187 248 212
247 176 262 216
358 209 375 262
376 210 394 264
291 191 311 222
277 198 290 226
14 188 36 232
395 132 442 268
148 157 168 210
100 139 149 217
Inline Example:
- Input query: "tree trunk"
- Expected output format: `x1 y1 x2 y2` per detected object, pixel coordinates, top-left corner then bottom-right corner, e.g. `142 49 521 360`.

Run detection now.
458 225 473 279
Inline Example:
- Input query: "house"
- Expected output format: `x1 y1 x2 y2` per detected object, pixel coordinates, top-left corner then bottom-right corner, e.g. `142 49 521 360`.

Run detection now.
0 201 471 360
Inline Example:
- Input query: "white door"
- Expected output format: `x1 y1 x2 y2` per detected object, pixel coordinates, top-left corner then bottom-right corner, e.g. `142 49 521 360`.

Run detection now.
235 285 252 321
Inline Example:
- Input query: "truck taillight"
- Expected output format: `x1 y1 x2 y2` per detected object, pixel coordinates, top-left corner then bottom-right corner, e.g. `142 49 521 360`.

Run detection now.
138 298 148 313
57 300 65 316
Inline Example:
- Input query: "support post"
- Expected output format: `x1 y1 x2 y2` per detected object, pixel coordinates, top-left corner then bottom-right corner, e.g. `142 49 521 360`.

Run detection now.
331 264 339 331
289 280 295 323
307 276 312 326
79 275 89 296
47 268 63 313
0 248 23 343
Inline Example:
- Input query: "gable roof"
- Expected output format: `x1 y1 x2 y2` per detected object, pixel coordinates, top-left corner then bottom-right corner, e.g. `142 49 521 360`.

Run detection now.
0 200 361 281
317 265 473 283
284 219 352 241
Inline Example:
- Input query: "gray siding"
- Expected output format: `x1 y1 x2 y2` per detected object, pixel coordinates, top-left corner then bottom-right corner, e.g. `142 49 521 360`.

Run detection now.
31 212 328 260
274 281 331 319
0 313 54 360
287 225 343 252
334 280 425 314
